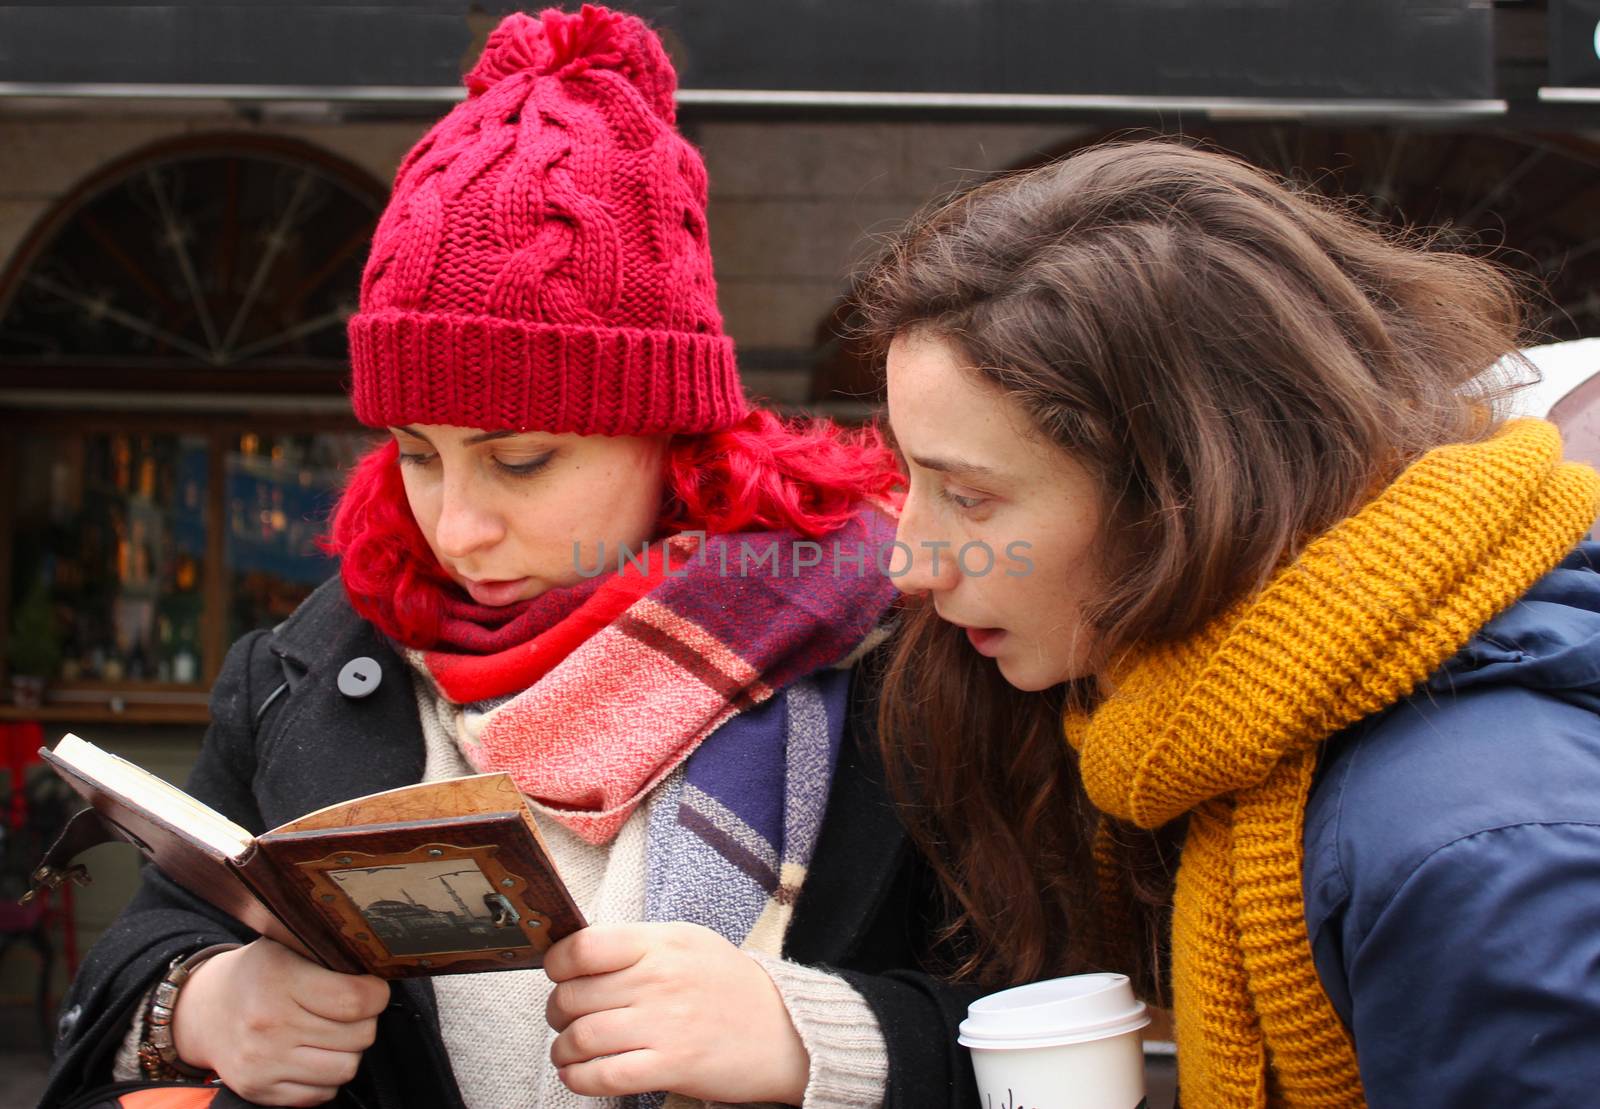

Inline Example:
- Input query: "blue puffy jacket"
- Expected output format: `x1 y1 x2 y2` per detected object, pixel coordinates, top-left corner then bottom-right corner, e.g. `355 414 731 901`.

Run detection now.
1305 542 1600 1107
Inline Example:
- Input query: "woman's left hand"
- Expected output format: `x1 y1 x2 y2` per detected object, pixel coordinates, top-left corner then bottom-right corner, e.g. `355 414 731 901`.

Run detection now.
544 922 809 1103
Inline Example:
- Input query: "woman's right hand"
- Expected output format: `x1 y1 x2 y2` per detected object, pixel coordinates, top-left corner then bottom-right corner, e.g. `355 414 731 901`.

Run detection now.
170 937 391 1107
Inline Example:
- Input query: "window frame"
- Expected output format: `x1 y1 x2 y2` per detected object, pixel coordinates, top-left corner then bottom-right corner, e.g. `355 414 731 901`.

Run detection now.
0 132 388 723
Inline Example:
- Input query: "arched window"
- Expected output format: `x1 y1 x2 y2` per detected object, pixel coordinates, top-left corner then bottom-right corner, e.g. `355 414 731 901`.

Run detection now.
0 135 386 720
1 132 382 385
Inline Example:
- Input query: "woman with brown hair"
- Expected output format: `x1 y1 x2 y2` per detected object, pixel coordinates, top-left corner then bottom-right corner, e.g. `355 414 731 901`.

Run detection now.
861 139 1600 1107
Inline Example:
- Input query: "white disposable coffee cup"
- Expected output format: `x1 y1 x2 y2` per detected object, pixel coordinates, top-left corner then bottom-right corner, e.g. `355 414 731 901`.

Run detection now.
958 972 1150 1109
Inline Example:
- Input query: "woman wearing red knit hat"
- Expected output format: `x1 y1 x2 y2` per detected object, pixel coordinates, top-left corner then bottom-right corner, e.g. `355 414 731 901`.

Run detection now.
42 9 981 1109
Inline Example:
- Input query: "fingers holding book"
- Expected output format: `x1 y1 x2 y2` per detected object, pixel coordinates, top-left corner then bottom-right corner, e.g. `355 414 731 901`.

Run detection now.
173 937 389 1105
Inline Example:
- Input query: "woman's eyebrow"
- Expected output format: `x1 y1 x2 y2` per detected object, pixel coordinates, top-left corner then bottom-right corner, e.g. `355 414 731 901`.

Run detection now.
910 454 998 479
394 426 526 447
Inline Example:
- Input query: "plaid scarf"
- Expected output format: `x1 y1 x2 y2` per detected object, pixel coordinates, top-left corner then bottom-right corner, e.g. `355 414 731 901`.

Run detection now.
407 505 897 844
404 506 896 1109
408 664 858 1109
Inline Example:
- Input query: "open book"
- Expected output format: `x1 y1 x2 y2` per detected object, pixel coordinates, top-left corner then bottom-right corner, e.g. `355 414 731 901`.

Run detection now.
35 733 586 978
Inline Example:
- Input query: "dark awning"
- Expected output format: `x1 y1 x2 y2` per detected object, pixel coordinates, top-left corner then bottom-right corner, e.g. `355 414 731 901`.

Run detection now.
0 1 1498 114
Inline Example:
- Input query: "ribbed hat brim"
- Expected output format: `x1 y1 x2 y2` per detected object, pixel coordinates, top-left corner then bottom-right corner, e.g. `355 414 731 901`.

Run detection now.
349 310 746 436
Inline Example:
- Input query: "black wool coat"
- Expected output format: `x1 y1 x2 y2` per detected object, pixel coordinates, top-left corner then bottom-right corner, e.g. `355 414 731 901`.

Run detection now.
41 580 985 1109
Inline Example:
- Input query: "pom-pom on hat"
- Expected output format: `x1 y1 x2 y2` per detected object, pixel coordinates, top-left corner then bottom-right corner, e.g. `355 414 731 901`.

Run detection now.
348 5 745 436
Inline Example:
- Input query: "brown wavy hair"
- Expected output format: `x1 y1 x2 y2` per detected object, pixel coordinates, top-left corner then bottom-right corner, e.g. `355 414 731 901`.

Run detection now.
858 139 1533 992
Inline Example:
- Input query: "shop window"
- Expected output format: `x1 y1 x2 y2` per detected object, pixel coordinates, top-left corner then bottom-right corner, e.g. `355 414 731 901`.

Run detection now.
2 417 376 719
225 430 373 642
11 427 209 686
0 135 386 721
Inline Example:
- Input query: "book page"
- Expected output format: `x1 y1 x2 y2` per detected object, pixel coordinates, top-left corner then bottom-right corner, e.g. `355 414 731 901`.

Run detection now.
267 772 524 835
50 734 253 859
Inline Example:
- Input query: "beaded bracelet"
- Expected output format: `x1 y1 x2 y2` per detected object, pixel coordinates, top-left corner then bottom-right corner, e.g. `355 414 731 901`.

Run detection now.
137 943 242 1081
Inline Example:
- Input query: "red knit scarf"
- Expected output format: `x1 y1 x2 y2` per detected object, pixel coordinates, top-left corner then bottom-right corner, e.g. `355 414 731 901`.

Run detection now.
418 547 667 705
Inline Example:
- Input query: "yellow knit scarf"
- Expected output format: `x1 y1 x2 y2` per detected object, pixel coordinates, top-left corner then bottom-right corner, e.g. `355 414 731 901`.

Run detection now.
1064 419 1600 1108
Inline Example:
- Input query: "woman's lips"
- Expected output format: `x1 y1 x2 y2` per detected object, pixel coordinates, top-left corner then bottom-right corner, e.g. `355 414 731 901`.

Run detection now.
462 577 532 606
964 626 1006 656
936 607 1008 657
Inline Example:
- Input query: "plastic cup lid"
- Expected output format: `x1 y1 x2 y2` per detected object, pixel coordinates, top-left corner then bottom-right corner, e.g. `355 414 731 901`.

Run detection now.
958 973 1150 1050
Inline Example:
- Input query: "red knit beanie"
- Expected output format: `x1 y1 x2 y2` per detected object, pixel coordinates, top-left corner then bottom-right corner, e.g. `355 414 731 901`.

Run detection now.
348 4 746 436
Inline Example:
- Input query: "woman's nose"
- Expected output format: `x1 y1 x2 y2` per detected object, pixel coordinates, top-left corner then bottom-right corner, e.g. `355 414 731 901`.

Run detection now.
891 507 961 596
432 478 505 559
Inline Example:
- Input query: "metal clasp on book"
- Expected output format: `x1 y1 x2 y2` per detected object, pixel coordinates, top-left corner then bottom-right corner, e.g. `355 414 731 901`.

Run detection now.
21 863 91 903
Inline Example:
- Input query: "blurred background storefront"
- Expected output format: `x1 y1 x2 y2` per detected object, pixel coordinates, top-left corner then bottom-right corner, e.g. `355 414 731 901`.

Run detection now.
3 0 1600 1067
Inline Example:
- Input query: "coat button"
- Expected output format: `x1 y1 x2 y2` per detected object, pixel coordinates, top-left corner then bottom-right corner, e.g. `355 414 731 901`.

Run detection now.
338 657 382 699
56 1003 81 1041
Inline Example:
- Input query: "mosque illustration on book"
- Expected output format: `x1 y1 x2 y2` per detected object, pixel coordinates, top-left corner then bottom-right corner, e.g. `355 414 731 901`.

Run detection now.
330 858 531 957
